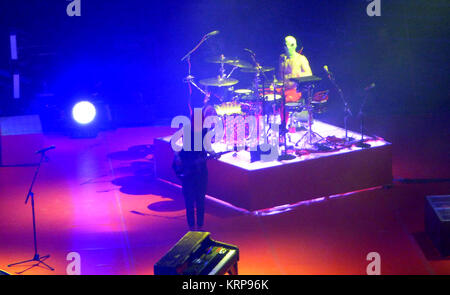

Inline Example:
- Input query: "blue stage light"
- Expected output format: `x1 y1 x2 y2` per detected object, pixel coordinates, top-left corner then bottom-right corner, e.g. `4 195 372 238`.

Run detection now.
72 101 96 124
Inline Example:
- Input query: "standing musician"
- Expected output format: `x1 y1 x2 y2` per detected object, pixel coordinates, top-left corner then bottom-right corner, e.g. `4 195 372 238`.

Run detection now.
279 36 313 102
172 109 220 230
173 129 208 230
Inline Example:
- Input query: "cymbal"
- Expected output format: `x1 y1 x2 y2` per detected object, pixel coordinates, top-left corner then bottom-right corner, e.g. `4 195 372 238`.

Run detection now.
241 66 274 73
227 60 253 68
199 77 239 87
205 56 252 68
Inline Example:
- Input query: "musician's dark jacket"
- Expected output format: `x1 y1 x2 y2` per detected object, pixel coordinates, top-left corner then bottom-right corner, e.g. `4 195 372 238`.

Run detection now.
172 129 211 228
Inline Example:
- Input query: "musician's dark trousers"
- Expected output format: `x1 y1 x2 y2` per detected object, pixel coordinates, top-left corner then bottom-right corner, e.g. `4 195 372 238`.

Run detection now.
181 172 208 228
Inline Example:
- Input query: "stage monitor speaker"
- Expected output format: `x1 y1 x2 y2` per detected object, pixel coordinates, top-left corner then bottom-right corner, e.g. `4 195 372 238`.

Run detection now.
0 115 44 166
425 195 450 257
0 269 11 275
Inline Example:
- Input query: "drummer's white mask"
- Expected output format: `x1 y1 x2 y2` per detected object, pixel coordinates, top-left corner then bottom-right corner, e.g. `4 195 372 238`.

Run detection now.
284 36 297 57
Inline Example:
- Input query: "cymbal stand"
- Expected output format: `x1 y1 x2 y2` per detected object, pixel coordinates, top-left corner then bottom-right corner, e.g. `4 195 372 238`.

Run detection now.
278 58 295 160
245 50 270 144
219 55 226 79
226 66 238 79
183 75 211 104
295 83 324 147
8 151 54 274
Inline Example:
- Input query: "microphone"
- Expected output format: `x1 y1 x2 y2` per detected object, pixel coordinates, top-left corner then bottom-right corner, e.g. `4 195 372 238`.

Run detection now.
35 145 55 154
364 83 376 91
205 30 219 37
323 65 332 75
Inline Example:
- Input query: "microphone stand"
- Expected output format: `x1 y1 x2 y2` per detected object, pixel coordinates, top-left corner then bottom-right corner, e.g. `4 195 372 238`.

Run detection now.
8 150 54 274
355 88 372 148
325 69 353 142
181 33 213 116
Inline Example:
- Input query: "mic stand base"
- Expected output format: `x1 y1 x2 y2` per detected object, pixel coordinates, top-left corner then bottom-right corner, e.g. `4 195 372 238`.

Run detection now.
278 153 296 161
355 141 371 149
8 254 54 274
278 129 296 161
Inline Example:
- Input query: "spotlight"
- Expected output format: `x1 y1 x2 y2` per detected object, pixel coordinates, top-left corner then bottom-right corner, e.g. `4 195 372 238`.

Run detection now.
72 101 96 124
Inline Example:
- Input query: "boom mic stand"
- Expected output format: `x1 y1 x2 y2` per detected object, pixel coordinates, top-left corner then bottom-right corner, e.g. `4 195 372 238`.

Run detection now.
8 147 55 274
324 67 353 142
181 31 218 116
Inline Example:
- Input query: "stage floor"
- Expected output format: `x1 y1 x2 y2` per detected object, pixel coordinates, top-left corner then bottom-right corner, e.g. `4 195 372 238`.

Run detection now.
0 114 449 275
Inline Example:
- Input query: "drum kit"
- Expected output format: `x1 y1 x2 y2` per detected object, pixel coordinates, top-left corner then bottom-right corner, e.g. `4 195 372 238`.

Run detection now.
188 53 330 150
180 32 375 158
181 33 329 152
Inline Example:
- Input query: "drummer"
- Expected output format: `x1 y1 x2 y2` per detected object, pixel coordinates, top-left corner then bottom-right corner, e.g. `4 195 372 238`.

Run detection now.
279 36 313 90
279 35 312 126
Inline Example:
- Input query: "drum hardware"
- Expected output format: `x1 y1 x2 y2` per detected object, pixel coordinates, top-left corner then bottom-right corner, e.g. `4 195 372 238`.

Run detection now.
198 54 251 105
323 66 353 142
206 55 251 82
289 76 324 148
278 58 296 161
183 75 212 105
244 48 272 127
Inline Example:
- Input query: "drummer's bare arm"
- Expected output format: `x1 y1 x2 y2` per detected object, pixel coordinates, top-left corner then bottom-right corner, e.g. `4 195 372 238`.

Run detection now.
278 56 287 81
299 55 313 77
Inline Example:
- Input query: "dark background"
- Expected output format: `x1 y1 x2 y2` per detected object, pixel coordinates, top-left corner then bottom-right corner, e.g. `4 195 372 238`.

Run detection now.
0 0 448 130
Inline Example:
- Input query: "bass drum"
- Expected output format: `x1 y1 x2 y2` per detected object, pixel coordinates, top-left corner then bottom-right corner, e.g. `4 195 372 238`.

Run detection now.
214 101 243 116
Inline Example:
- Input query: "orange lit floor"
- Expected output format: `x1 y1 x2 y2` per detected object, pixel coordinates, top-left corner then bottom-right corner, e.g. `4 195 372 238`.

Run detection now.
0 113 449 275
